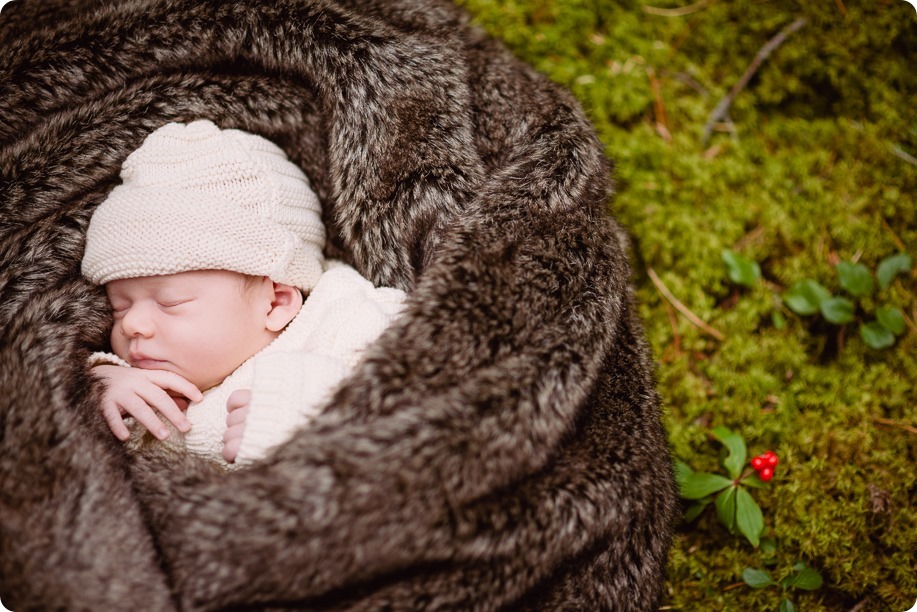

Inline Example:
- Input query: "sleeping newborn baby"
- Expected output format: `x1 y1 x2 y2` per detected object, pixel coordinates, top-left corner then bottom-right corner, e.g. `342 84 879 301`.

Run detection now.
82 119 405 468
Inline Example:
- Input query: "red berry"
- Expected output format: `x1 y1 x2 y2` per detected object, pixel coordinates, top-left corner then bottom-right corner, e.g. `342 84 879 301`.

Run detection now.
763 451 779 467
751 456 766 470
758 467 774 481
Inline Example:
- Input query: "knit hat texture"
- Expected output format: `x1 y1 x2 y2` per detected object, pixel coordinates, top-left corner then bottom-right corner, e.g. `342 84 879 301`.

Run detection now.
81 120 325 293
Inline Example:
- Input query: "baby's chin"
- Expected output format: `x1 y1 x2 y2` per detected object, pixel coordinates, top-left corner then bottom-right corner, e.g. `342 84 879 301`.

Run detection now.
127 359 218 394
185 370 233 394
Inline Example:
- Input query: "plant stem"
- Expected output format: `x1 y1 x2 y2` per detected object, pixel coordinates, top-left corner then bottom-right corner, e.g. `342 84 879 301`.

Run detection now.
647 267 726 341
701 17 808 145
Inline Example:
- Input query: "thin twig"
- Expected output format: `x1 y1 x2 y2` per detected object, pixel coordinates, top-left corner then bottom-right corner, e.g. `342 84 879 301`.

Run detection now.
647 268 725 341
881 219 907 252
701 17 807 145
672 71 708 97
660 299 682 363
702 144 723 159
871 417 917 435
665 300 682 353
834 0 848 17
646 66 672 142
890 144 917 166
902 309 917 335
733 225 765 250
848 597 870 612
643 0 709 17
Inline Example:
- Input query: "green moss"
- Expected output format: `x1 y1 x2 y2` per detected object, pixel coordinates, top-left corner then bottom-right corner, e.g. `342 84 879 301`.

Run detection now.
459 0 916 608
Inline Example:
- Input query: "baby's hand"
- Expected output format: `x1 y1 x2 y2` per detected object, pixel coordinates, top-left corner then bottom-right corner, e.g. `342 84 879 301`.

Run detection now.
222 389 251 463
93 365 203 441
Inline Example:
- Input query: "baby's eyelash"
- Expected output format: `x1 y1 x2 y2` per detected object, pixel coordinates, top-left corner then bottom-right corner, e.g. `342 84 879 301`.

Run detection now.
159 299 192 308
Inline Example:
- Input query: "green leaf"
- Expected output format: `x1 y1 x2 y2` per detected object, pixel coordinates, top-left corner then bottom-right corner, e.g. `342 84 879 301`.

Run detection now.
684 499 711 523
760 537 778 555
876 305 906 335
772 310 786 330
779 598 796 612
742 472 767 488
722 249 761 288
715 485 737 532
860 321 896 349
742 567 775 589
710 426 746 479
675 460 694 481
679 472 734 499
877 253 912 289
735 486 764 547
819 296 855 324
783 280 831 316
788 566 824 591
836 261 874 297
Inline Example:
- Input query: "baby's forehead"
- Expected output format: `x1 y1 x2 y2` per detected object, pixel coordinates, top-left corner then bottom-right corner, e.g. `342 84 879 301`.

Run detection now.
105 270 247 295
105 275 174 295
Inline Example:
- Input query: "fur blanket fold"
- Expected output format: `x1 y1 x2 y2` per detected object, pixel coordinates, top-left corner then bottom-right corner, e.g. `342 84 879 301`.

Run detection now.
0 0 677 609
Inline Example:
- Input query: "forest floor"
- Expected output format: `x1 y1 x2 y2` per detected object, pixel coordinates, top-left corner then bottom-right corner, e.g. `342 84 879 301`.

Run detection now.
460 1 915 609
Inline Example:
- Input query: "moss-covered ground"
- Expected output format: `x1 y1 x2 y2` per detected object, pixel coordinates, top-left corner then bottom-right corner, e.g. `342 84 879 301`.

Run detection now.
458 0 915 609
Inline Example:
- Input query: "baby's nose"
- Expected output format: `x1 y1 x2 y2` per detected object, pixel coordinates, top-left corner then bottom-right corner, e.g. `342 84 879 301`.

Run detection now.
120 306 155 337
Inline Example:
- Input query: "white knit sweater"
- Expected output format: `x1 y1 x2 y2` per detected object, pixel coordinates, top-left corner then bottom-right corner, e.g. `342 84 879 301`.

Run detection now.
90 261 405 468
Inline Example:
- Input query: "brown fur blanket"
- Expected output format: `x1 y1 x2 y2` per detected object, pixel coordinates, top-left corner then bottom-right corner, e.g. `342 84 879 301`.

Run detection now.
0 0 677 609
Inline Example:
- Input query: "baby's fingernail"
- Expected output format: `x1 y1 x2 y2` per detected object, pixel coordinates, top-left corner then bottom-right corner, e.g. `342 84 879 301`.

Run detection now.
157 428 169 439
180 419 191 431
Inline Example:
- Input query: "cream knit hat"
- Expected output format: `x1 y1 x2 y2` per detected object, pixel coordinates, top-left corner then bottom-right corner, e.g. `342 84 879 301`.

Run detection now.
81 120 325 293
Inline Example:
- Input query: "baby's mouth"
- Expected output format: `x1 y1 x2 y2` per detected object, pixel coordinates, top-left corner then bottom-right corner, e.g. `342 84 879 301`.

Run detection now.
128 352 167 369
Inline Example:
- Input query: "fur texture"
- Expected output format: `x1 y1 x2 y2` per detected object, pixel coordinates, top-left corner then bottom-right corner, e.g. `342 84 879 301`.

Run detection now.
0 0 677 609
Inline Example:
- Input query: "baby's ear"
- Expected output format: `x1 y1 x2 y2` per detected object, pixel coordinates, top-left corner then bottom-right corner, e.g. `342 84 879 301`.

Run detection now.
265 282 303 331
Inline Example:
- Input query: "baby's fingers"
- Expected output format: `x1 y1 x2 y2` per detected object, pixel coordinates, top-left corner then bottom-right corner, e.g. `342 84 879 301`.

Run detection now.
227 389 251 412
226 406 249 428
150 370 203 404
223 402 249 464
100 401 131 441
222 435 242 464
119 395 171 440
137 386 192 434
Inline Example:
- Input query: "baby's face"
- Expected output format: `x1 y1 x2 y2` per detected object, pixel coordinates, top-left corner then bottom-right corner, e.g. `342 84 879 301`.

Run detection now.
106 270 277 392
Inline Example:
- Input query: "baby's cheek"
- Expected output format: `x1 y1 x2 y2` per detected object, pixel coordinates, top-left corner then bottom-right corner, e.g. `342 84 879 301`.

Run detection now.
109 326 128 359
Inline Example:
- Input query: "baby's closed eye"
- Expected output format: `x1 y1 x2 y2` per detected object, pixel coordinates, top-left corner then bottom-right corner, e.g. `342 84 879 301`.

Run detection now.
109 300 131 314
158 298 194 309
